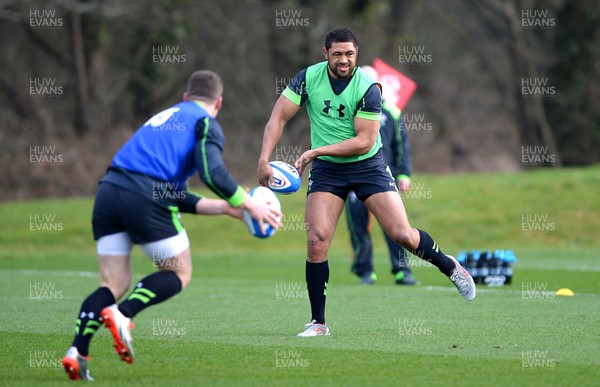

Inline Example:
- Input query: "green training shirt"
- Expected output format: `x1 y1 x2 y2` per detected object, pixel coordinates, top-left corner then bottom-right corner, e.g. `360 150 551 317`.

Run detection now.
282 61 382 163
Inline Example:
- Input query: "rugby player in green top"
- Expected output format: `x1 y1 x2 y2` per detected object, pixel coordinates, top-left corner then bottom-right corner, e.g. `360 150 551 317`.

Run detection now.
258 28 476 337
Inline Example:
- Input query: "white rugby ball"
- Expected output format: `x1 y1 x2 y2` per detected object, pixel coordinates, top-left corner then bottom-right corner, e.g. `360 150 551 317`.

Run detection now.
242 186 281 239
268 161 301 194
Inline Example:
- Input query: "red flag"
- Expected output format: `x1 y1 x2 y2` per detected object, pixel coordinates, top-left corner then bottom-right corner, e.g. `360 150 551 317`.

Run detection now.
372 58 417 111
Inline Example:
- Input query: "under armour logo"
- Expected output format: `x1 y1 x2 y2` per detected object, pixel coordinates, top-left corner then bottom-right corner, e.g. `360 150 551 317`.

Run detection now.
323 100 345 117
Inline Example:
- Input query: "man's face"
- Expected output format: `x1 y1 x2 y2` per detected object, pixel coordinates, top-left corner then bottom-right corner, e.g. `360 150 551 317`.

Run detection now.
323 42 357 80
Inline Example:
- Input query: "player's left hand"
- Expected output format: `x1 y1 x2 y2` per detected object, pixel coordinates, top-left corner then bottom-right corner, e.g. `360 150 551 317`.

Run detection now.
294 149 316 175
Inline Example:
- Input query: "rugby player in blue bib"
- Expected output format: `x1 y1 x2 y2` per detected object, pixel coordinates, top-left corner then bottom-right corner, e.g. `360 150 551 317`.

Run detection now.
62 70 281 380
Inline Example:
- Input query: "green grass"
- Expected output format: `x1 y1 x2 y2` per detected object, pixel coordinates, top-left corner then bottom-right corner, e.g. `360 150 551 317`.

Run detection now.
1 166 599 386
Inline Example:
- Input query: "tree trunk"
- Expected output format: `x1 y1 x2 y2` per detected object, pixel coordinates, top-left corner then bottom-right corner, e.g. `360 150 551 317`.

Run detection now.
502 0 562 167
71 9 95 133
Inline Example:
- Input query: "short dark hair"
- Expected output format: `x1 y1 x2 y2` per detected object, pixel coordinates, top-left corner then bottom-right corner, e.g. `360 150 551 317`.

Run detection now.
186 70 223 102
324 28 358 50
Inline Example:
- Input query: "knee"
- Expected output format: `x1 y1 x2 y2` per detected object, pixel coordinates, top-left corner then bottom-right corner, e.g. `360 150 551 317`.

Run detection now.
307 227 330 262
388 226 417 249
308 227 325 244
307 227 329 250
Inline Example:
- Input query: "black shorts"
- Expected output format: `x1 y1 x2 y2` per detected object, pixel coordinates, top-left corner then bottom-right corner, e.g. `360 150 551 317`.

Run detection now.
307 151 398 202
92 182 184 243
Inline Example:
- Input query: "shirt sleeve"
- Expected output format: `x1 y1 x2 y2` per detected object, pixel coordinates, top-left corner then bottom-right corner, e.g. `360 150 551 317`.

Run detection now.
194 117 247 207
178 189 203 214
355 83 382 121
281 69 308 106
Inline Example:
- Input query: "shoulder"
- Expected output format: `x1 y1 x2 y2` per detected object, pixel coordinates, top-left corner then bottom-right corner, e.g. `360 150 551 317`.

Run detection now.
353 68 381 99
355 83 382 116
196 116 224 139
288 68 308 89
362 84 382 106
307 61 328 72
354 67 377 84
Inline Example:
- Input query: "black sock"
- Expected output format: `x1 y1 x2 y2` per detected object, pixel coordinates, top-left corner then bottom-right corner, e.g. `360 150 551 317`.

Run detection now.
411 229 454 276
306 261 329 324
118 271 182 318
71 287 115 356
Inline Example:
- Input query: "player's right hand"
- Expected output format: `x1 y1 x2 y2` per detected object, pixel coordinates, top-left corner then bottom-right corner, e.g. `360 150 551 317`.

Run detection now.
257 160 273 188
242 194 282 234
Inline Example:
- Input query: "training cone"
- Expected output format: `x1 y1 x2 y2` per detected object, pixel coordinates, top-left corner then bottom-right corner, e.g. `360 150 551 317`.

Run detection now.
555 288 574 296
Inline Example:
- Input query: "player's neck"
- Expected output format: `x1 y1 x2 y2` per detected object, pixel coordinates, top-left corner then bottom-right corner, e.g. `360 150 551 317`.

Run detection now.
190 99 218 117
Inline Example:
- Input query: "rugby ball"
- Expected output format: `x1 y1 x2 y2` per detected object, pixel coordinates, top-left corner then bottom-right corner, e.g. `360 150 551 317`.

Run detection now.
268 161 301 194
242 186 281 239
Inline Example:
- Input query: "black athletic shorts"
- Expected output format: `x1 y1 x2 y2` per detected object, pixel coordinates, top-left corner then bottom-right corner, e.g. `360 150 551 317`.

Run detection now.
92 182 184 243
307 150 398 202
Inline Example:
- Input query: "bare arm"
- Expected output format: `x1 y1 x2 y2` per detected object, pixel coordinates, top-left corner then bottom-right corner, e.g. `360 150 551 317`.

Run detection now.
195 195 281 234
257 95 301 186
195 197 243 219
294 116 380 174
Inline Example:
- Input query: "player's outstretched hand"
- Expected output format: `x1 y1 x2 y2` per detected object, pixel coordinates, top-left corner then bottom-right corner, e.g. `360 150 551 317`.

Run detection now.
242 194 282 235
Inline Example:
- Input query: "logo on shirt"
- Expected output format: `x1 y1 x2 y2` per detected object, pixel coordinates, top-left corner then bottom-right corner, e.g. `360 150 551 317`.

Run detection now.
144 107 187 132
322 100 345 118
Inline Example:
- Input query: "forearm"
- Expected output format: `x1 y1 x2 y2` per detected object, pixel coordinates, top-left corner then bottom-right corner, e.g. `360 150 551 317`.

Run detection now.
259 95 301 166
176 190 241 217
312 136 374 158
312 116 379 158
259 117 285 165
195 197 242 219
195 197 230 215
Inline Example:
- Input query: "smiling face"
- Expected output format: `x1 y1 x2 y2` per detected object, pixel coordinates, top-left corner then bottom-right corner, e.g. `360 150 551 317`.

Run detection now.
323 41 358 80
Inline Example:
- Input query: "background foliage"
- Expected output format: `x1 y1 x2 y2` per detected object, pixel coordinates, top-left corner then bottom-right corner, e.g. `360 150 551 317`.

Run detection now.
1 0 599 199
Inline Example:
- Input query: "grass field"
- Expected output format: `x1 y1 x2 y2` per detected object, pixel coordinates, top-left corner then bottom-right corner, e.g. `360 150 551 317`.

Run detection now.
1 166 599 386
